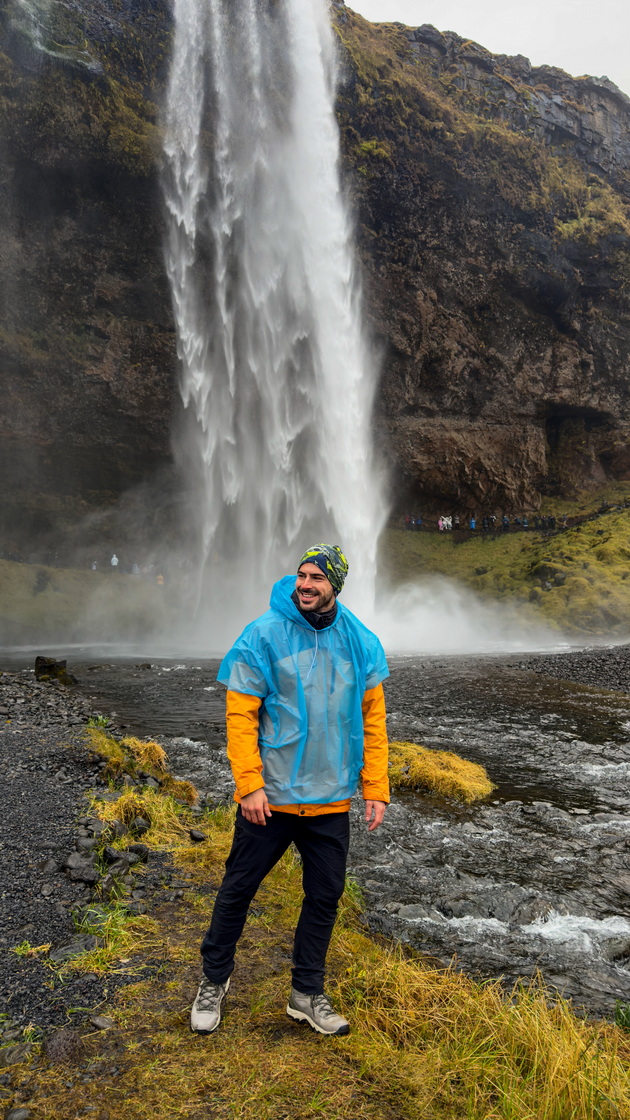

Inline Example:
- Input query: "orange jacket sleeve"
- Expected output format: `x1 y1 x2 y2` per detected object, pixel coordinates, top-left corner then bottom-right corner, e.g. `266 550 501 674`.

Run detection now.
361 683 389 803
225 689 265 798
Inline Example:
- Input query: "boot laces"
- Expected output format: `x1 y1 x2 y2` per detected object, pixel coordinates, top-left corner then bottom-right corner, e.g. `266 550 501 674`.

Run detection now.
312 994 336 1018
197 979 223 1010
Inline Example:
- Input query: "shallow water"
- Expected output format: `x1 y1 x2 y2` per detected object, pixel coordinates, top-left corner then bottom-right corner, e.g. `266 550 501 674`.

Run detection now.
5 650 630 1015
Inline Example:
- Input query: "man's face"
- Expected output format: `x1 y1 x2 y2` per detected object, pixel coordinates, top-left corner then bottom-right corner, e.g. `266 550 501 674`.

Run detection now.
295 562 335 613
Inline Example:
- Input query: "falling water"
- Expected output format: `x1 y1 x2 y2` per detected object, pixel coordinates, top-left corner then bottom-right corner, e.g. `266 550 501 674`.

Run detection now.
162 0 385 637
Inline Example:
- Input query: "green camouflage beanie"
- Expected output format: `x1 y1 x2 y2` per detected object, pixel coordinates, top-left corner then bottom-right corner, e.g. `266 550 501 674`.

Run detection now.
298 544 349 595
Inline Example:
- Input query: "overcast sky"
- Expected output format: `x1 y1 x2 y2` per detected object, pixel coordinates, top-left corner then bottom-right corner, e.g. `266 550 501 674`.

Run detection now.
347 1 630 97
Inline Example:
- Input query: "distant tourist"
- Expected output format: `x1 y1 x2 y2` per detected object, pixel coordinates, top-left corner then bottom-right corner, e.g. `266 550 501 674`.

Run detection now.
523 517 529 530
110 553 119 569
453 515 460 530
438 517 444 532
469 516 476 531
91 560 98 571
502 515 509 532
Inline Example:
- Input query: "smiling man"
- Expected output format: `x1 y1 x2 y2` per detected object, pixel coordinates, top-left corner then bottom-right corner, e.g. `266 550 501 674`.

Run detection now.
191 543 389 1037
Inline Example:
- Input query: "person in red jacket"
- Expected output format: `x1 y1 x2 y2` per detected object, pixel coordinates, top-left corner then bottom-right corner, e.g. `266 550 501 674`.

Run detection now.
191 544 389 1037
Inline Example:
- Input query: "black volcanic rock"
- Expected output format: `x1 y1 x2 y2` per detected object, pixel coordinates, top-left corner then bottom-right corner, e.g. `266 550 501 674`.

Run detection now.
0 0 629 541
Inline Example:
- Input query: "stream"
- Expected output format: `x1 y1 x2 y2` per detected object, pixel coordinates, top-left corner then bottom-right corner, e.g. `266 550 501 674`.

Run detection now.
7 649 630 1017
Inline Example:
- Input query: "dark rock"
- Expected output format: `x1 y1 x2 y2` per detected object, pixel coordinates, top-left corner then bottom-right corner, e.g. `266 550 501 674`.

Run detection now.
86 820 108 837
189 829 207 842
63 851 91 870
34 658 78 687
0 1044 31 1068
43 1028 84 1064
68 864 99 884
124 900 147 915
129 817 150 836
48 936 98 962
97 872 119 901
102 846 124 864
126 843 149 863
108 820 128 839
106 857 131 877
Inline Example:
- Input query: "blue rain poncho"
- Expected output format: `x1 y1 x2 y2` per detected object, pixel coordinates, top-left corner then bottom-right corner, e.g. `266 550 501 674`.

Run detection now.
217 575 389 805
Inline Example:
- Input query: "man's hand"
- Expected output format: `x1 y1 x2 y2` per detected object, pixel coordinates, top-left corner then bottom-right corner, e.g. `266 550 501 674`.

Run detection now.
240 788 272 826
364 800 387 832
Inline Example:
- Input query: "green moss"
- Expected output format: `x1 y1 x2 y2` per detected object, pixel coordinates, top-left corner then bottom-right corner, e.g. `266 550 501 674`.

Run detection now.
333 8 630 246
380 483 630 635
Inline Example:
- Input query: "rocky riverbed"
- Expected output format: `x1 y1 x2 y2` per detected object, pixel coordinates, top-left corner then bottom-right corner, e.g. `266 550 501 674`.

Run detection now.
1 643 630 1029
0 668 185 1050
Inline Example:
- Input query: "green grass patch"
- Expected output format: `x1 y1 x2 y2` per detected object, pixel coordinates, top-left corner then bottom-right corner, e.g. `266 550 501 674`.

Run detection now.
380 485 630 635
0 557 173 645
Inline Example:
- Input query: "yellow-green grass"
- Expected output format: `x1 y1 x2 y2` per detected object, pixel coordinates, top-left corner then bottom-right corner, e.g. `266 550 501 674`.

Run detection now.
13 787 630 1120
389 740 496 802
0 557 171 643
381 495 630 635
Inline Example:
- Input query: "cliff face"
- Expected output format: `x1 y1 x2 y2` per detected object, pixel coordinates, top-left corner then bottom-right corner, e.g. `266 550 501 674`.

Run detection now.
334 5 630 514
1 0 630 551
0 0 177 550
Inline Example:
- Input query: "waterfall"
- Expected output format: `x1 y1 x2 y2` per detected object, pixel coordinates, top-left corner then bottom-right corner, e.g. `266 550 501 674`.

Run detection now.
162 0 385 638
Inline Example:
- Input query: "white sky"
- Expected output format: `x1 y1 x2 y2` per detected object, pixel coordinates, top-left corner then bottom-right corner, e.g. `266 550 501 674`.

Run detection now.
346 1 630 97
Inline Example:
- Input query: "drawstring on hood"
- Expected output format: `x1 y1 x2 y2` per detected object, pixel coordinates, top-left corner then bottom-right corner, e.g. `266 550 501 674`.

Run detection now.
305 630 319 681
217 575 389 804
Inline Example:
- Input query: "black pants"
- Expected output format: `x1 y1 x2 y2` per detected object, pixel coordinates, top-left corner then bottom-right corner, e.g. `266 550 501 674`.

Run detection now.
200 807 350 994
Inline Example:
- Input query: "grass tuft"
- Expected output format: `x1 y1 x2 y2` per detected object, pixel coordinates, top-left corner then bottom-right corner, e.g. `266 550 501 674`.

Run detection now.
86 726 128 777
121 736 168 773
160 776 198 805
389 740 496 801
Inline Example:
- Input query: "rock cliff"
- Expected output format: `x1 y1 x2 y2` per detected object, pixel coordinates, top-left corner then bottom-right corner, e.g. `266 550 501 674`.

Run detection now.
333 4 630 515
1 0 629 553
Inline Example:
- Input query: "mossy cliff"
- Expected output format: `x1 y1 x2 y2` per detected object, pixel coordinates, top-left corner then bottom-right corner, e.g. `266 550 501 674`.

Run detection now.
333 3 630 516
1 0 630 548
0 0 176 548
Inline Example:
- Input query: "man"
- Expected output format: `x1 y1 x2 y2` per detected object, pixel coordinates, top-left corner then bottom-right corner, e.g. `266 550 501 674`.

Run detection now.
191 544 389 1037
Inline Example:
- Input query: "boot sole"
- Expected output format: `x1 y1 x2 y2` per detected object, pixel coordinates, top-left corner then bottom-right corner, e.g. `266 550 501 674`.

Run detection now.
286 1005 350 1036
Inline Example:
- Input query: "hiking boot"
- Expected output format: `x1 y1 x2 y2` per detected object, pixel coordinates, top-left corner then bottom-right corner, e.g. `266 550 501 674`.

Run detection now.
190 976 230 1034
286 989 350 1036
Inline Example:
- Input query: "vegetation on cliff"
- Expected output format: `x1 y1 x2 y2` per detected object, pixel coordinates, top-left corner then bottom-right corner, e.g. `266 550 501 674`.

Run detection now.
333 7 630 515
381 482 630 634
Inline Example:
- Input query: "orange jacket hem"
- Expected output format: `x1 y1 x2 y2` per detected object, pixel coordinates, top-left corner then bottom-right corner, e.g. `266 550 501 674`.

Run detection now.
225 684 389 814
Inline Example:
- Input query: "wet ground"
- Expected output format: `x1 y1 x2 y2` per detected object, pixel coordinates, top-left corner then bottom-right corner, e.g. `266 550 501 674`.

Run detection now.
2 646 630 1016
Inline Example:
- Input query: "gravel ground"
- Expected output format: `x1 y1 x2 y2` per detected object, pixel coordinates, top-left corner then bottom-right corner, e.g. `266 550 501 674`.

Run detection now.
0 668 175 1038
505 642 630 693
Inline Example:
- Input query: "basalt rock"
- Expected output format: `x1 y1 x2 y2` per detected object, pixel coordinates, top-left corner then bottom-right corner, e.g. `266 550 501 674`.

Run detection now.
1 0 630 544
333 9 630 514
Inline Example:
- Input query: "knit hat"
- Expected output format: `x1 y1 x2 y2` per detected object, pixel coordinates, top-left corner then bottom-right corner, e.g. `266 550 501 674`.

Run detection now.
298 544 349 596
